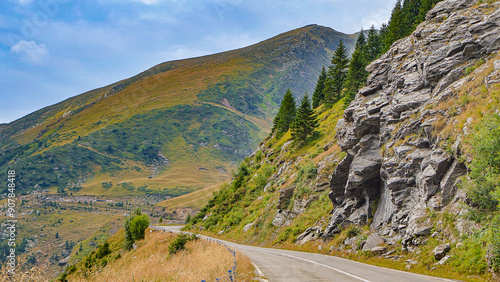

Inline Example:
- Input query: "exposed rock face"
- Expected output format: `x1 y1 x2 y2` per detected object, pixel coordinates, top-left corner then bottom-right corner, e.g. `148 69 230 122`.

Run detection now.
278 185 296 210
325 0 500 241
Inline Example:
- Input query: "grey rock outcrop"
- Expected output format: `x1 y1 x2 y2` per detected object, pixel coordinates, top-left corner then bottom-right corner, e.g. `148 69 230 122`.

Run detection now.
433 243 451 260
278 185 295 210
325 0 500 241
296 227 322 245
58 256 71 266
362 232 386 252
243 222 255 232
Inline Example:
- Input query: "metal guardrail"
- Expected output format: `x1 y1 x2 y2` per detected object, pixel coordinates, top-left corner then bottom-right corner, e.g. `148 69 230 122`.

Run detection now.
201 237 237 282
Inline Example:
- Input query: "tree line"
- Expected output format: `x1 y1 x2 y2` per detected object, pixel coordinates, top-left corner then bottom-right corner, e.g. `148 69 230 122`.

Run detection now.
272 0 442 145
272 89 318 146
311 0 442 108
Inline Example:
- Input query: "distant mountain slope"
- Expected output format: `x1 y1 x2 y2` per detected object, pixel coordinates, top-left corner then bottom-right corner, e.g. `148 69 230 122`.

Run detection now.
0 25 356 196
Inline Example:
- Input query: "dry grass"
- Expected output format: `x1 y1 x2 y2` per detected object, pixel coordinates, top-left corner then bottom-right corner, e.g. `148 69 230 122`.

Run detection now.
157 184 221 210
72 230 254 282
433 52 500 146
0 192 125 280
0 258 50 282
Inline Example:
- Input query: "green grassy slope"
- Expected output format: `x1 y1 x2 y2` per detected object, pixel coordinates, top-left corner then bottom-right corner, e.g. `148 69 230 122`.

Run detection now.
0 25 356 197
187 100 346 241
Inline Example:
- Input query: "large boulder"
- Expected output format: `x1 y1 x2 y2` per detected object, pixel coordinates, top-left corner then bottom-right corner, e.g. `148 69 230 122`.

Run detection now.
277 185 295 210
362 232 386 252
58 256 71 266
433 243 451 260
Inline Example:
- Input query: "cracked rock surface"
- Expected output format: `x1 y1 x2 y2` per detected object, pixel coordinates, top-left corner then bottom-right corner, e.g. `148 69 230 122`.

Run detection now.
324 0 500 242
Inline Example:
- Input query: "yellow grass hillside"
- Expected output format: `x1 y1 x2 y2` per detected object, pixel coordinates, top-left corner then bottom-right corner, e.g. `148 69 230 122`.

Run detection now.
66 228 254 282
157 184 221 210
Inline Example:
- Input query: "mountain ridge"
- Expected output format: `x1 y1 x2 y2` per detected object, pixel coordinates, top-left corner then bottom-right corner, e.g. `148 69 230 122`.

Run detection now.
0 24 357 197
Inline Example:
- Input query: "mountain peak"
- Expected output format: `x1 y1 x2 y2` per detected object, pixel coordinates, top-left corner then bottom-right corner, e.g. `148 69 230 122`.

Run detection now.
0 26 355 197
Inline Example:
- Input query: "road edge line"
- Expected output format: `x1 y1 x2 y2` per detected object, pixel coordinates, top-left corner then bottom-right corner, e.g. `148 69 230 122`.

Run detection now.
268 251 371 282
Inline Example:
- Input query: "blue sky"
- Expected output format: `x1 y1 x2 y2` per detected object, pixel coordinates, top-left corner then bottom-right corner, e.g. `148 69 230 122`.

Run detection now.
0 0 395 124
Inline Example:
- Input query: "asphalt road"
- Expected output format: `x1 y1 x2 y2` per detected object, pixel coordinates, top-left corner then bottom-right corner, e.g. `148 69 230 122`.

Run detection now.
152 225 459 282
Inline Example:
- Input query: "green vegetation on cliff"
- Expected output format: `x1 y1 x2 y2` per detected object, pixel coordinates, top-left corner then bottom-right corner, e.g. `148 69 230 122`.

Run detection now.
187 98 345 243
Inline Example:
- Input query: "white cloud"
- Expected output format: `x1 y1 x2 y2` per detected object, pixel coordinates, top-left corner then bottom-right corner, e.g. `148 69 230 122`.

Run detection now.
99 0 163 5
161 46 211 61
12 0 33 5
10 40 49 63
137 0 161 4
361 5 393 29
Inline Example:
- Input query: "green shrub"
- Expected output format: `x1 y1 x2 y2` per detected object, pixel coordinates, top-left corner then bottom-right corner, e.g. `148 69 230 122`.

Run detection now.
464 59 486 76
168 233 199 255
96 242 111 259
255 150 263 162
346 225 360 238
124 209 150 250
101 182 113 189
235 162 250 178
296 163 317 182
27 254 37 265
66 264 77 275
452 232 488 274
58 272 68 282
464 114 500 272
129 214 149 240
466 114 500 211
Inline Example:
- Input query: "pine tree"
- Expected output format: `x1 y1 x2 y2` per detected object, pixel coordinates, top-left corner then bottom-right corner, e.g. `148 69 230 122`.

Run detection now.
290 94 318 145
272 89 296 136
379 22 388 52
416 0 441 26
345 32 368 100
402 0 421 36
381 0 443 53
325 40 349 106
312 66 327 108
365 25 382 62
383 0 403 52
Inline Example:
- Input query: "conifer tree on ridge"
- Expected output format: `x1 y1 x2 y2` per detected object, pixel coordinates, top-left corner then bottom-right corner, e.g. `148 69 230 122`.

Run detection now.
312 66 328 108
290 94 318 145
272 89 296 136
325 40 349 106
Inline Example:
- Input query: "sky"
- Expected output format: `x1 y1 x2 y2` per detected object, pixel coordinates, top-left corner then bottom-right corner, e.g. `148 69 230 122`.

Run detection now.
0 0 395 124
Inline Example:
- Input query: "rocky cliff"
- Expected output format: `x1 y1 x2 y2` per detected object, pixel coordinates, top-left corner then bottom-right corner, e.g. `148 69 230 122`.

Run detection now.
188 0 500 277
325 0 500 247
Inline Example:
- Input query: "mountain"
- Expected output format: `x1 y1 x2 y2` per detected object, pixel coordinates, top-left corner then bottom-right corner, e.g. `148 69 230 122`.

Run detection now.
0 25 356 197
187 0 500 278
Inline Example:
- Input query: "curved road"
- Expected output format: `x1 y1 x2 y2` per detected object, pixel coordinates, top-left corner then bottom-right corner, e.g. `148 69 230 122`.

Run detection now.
152 225 458 282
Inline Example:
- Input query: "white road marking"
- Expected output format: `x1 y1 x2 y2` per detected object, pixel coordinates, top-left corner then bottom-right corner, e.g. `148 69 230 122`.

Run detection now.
259 249 371 282
252 262 269 281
